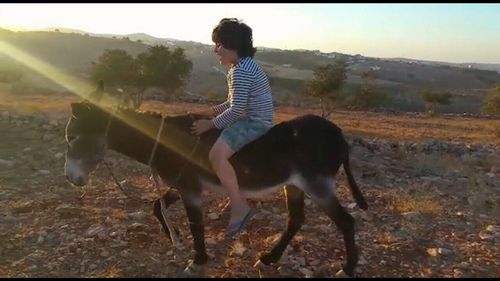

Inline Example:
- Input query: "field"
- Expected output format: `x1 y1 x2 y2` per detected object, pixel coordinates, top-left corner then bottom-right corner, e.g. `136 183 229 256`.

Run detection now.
0 94 498 277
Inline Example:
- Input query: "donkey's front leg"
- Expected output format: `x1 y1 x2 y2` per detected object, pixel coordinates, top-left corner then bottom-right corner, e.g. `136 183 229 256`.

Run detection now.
152 188 181 247
179 190 207 276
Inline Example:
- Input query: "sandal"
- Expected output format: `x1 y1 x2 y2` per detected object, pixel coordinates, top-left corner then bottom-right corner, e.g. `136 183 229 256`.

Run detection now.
224 208 255 240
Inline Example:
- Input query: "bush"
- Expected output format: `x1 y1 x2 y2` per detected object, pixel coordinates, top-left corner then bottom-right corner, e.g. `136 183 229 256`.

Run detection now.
0 67 23 83
10 81 58 96
481 85 500 115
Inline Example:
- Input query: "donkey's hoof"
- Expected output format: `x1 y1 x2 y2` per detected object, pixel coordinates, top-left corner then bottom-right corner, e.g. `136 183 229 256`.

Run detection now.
170 232 182 249
335 269 351 278
258 252 279 265
253 259 267 269
182 260 206 277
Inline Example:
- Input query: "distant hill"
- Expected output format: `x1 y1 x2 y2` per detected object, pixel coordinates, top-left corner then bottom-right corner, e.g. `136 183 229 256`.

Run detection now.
1 27 499 113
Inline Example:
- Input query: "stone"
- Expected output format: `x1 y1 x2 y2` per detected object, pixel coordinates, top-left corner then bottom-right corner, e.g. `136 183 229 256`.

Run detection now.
0 159 14 168
230 242 247 257
427 248 439 257
55 204 81 218
42 133 56 142
207 212 219 220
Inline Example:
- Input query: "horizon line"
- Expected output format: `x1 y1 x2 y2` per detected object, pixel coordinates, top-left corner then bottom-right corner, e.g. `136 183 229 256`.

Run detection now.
2 25 500 66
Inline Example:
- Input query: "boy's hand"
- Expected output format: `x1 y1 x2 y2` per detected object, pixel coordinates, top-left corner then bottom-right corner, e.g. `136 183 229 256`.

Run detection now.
191 119 215 135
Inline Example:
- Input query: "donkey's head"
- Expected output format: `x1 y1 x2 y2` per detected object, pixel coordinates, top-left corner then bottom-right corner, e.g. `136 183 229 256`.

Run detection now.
64 102 110 186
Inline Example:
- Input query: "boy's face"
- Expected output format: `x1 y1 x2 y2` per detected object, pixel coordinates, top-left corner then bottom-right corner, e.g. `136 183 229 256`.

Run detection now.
214 43 239 66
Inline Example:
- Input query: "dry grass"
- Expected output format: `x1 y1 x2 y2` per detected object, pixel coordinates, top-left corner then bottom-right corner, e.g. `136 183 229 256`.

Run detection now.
375 231 397 245
391 192 443 215
0 93 79 119
274 105 500 147
98 265 122 278
1 93 499 147
465 175 499 216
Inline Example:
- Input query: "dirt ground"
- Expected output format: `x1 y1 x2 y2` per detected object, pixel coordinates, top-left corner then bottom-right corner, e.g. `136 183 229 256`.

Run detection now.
0 97 498 277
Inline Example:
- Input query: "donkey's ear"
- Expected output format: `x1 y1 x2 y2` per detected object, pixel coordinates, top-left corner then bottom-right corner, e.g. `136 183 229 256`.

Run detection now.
71 102 91 117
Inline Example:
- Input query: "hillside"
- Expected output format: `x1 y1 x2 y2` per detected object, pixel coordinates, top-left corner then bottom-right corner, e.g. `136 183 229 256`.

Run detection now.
1 28 500 113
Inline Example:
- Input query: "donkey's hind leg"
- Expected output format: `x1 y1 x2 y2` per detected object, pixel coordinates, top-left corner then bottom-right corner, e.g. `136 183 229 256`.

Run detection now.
314 193 358 277
257 185 305 265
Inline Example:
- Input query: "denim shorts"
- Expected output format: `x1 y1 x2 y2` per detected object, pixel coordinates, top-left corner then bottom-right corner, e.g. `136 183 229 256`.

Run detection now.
220 117 271 152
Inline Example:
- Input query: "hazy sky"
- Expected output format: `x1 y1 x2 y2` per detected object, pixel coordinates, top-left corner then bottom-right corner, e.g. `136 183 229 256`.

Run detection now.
1 3 499 64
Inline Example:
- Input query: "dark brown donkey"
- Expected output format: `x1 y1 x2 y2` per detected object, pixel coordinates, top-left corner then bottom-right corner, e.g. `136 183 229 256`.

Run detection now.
64 101 368 277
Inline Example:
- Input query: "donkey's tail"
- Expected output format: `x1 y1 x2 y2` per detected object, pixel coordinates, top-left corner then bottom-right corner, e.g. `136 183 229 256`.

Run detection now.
343 151 368 210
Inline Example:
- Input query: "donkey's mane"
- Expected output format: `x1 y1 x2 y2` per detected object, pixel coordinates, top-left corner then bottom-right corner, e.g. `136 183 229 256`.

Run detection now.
113 105 164 120
111 105 200 127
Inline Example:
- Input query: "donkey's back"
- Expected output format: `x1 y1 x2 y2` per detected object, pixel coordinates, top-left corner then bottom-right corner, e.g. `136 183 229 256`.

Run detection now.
205 115 351 196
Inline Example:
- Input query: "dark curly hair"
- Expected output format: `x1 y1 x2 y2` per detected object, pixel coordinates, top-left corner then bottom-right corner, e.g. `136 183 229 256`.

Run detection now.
212 18 257 58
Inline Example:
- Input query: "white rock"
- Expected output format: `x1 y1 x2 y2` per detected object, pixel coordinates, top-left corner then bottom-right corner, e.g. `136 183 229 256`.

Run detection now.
55 152 64 159
438 247 453 255
85 224 107 238
128 211 147 221
42 133 55 141
127 222 148 232
38 170 51 175
295 257 306 266
304 199 313 206
207 212 219 220
298 267 313 277
485 225 496 232
230 242 247 256
0 159 14 168
427 248 439 257
347 202 357 209
206 237 217 245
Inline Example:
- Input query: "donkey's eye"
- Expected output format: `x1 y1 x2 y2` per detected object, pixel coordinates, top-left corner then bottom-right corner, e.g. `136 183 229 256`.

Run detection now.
66 135 77 142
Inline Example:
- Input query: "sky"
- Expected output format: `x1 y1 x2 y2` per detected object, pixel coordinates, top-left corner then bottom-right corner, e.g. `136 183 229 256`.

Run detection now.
1 3 500 64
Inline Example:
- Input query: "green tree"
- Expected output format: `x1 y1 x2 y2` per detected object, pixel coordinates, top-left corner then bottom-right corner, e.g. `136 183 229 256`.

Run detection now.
481 85 500 115
90 49 139 89
136 45 192 101
351 70 387 110
303 58 347 118
90 49 140 107
420 89 452 116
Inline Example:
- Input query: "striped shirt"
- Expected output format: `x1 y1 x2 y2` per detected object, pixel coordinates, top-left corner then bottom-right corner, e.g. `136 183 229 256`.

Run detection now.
211 56 274 129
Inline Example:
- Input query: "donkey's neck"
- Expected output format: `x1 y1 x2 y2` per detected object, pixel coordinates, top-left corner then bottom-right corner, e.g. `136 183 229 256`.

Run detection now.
103 111 204 169
105 111 163 165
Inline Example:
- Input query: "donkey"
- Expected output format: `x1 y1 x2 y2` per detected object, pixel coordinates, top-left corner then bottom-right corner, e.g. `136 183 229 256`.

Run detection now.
64 101 368 277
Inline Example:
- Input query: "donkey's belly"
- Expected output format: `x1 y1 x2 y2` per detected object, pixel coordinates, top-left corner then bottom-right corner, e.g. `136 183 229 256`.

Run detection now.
199 173 306 199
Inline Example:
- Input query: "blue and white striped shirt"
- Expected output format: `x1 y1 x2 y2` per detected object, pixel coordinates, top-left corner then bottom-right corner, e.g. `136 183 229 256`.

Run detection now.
211 56 274 129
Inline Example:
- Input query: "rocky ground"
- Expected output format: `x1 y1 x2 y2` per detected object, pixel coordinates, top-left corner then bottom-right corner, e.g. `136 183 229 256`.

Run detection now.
0 109 498 277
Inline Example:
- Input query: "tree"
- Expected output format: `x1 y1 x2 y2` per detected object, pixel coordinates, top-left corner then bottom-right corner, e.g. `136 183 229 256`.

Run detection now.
303 58 347 118
90 49 139 89
90 49 140 108
351 70 387 110
136 45 192 101
420 89 452 116
481 85 500 115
